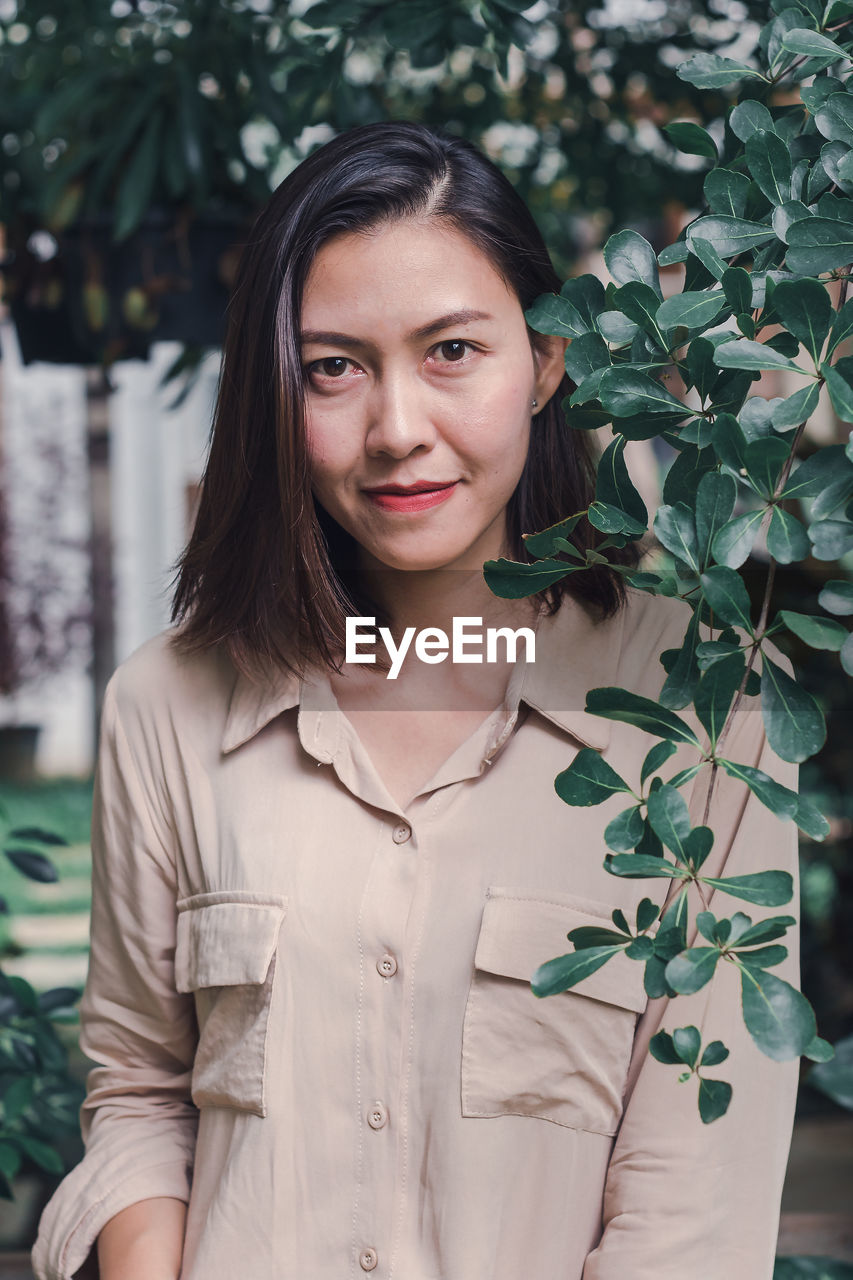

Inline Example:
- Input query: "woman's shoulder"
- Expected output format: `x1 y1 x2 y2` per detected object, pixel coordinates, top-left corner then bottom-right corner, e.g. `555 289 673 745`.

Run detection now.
104 626 238 738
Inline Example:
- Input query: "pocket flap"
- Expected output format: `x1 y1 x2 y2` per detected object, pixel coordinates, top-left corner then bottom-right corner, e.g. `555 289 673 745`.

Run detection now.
473 888 651 1015
175 892 288 993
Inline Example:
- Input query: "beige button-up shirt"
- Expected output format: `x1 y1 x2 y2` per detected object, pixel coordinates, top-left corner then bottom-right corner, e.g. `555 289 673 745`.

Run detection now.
33 588 800 1280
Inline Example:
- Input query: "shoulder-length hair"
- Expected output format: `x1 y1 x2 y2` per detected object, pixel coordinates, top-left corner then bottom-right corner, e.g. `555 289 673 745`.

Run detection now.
170 120 637 681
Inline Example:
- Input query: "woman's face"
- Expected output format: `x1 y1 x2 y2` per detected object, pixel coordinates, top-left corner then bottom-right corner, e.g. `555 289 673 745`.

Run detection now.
300 218 565 575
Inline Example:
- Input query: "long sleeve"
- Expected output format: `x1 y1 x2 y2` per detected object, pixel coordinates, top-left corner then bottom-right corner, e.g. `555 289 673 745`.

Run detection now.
582 702 801 1280
32 670 199 1280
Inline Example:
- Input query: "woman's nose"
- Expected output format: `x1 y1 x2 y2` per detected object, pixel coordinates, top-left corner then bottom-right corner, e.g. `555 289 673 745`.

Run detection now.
364 375 437 458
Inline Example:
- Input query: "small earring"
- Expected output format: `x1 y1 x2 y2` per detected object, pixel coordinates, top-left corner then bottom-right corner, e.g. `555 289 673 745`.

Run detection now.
531 398 538 409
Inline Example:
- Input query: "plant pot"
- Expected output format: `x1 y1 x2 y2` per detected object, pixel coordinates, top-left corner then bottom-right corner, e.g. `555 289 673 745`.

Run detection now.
0 724 41 783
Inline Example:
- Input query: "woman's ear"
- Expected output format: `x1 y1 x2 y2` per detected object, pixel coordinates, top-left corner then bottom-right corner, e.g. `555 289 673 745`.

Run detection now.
532 334 569 408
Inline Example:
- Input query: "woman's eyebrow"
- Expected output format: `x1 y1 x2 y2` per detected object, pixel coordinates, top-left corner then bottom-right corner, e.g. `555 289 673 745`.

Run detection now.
300 309 494 348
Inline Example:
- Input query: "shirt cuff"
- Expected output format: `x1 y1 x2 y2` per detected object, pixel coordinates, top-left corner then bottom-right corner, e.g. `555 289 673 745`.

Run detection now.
31 1152 193 1280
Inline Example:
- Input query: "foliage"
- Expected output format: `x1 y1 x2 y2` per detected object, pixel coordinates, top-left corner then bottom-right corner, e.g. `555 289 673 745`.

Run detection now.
0 796 83 1198
0 0 781 363
485 0 853 1123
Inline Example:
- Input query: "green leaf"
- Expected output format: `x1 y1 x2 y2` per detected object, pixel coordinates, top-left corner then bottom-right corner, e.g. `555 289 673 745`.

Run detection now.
588 502 646 537
711 412 748 473
664 121 717 159
730 915 796 948
14 1135 64 1175
657 291 727 332
113 109 164 242
526 293 589 339
717 758 799 820
677 53 767 89
610 282 669 346
698 1077 733 1123
772 278 833 364
714 339 805 373
711 508 766 569
596 311 639 346
823 362 853 421
721 267 752 317
794 794 831 841
771 381 820 431
649 1030 682 1064
647 784 692 859
786 216 853 273
567 924 632 948
695 651 745 747
4 848 58 883
598 368 687 418
803 1034 836 1064
700 566 755 632
686 217 777 261
561 275 607 330
807 1033 853 1106
779 609 848 650
781 27 847 58
605 854 688 880
521 514 583 559
685 337 719 402
736 943 789 970
585 688 701 746
640 740 678 786
744 435 792 497
625 934 655 960
818 578 853 614
563 332 610 385
7 827 69 847
810 519 853 559
0 1143 21 1183
740 967 818 1060
700 1038 731 1068
828 297 853 355
761 653 827 762
595 436 648 529
604 804 645 852
483 557 575 598
603 229 662 296
554 748 633 806
637 897 661 932
773 200 812 245
654 503 699 570
703 168 751 218
730 100 776 141
745 129 792 206
700 870 794 905
531 945 626 997
659 610 702 710
666 948 721 994
782 444 848 499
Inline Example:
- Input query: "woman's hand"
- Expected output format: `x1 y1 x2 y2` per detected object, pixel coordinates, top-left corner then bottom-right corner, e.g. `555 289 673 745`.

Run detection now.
96 1196 187 1280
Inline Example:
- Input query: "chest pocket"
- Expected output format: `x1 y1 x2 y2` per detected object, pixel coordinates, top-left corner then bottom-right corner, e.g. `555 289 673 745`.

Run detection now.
461 887 650 1137
175 891 288 1117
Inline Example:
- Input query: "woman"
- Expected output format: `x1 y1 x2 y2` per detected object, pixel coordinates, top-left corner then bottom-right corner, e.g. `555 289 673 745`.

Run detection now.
34 122 799 1280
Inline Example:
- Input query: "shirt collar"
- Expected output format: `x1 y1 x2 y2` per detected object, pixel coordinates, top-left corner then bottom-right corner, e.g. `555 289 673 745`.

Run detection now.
221 595 623 756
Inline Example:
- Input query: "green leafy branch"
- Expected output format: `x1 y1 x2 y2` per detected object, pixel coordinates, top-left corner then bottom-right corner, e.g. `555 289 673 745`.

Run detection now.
483 0 853 1122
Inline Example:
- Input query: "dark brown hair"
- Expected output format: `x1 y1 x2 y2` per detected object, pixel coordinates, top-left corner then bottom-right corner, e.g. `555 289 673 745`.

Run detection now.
170 121 636 681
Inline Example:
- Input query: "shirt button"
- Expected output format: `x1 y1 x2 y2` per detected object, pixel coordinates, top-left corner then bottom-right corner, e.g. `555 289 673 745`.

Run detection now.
367 1101 388 1129
377 953 397 977
392 822 411 844
359 1247 378 1271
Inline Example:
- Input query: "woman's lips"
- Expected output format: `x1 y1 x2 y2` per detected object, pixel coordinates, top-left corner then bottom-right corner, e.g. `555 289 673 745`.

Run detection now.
363 483 459 512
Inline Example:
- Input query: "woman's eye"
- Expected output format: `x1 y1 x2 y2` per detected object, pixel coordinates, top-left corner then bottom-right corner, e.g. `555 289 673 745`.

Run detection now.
310 356 351 379
434 339 474 364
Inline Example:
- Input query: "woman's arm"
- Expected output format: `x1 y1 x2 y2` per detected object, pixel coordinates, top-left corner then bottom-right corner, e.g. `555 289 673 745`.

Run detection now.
583 708 801 1280
97 1197 187 1280
32 666 198 1280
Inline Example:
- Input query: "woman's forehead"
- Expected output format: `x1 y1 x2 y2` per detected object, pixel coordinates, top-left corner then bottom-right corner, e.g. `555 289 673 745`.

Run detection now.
300 219 521 333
